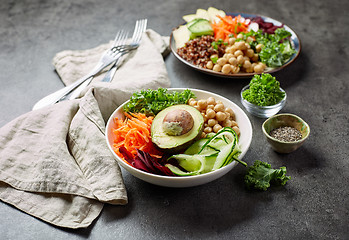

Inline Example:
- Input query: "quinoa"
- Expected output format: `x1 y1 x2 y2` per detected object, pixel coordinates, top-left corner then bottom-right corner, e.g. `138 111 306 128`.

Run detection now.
176 35 225 68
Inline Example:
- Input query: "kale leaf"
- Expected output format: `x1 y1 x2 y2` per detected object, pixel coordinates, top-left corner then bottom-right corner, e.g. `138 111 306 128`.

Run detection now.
242 73 285 106
244 160 291 191
123 88 195 116
242 28 296 67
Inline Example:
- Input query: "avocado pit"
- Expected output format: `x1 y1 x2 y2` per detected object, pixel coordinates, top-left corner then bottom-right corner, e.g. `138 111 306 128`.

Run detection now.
162 109 194 136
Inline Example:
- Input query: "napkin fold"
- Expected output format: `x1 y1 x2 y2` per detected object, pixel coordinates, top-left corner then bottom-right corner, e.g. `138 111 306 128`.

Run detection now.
0 29 171 228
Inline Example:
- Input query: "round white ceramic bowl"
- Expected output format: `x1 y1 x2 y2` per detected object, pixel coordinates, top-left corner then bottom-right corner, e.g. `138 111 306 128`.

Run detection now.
106 88 253 188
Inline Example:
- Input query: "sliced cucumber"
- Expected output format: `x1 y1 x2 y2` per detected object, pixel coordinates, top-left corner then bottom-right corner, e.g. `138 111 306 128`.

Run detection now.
187 18 213 39
184 138 208 155
166 127 244 176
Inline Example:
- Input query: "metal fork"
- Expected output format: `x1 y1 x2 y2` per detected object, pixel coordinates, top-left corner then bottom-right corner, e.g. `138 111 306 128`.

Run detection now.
100 19 147 83
67 30 129 100
32 30 129 110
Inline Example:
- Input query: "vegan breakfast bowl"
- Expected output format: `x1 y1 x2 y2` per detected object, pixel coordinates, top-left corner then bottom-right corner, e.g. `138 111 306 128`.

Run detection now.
170 7 301 78
106 88 252 187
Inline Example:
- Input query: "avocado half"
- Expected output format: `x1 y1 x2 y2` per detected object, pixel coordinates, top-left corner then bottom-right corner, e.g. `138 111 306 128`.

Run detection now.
151 104 204 153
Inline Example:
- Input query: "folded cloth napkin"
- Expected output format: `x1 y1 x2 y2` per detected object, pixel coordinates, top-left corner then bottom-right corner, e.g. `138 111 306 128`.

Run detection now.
0 29 171 228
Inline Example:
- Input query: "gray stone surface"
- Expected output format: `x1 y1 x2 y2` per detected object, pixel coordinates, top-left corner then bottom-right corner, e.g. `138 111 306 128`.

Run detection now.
0 0 348 239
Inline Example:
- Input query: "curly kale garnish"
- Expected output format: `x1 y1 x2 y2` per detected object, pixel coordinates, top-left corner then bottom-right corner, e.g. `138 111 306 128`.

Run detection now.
244 160 291 191
242 73 285 106
123 88 195 116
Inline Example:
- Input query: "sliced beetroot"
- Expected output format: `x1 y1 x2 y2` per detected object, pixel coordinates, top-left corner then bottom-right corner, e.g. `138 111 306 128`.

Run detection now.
136 149 159 173
133 157 151 173
250 16 284 34
119 147 134 165
119 147 174 176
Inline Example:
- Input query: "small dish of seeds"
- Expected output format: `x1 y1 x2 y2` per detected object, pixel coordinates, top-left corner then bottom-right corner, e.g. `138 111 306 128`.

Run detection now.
262 113 310 153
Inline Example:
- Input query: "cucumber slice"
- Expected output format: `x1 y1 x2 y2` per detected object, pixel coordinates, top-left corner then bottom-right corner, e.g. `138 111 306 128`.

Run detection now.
169 154 204 172
187 18 213 39
184 138 208 155
165 164 198 176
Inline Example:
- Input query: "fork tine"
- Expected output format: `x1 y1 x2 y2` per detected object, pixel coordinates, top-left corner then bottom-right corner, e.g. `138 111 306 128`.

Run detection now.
113 29 128 46
131 19 147 44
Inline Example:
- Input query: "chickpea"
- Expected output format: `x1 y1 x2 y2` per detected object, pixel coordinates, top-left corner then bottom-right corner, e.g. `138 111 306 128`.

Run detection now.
206 61 213 69
234 50 243 57
251 53 259 62
232 126 240 136
245 66 254 73
225 53 234 59
246 36 254 43
221 64 232 74
207 104 214 109
213 64 222 72
237 55 244 65
207 119 217 127
231 45 237 52
207 97 216 105
228 37 236 45
231 120 238 127
225 46 233 54
231 65 240 73
222 119 232 127
213 124 223 133
216 100 223 105
201 132 207 138
236 33 244 39
211 54 219 59
206 108 216 119
225 107 234 117
235 41 246 50
243 60 252 69
216 111 227 122
254 63 264 73
246 49 255 58
204 126 213 134
214 103 224 112
217 57 228 66
256 43 264 53
189 100 197 106
197 99 207 110
228 57 238 66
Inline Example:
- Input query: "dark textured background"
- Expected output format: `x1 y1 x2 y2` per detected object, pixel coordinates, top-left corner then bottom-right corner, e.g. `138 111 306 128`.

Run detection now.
0 0 348 239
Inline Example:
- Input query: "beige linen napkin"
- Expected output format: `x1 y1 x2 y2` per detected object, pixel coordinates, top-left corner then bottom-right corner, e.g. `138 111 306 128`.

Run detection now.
0 29 171 228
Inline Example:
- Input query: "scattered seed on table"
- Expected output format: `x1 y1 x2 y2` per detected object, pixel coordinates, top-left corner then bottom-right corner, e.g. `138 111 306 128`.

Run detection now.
269 126 302 142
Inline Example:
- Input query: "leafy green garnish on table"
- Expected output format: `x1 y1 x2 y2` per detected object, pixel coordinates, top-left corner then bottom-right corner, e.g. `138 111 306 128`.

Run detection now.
244 160 291 191
242 73 285 106
243 28 296 67
123 88 195 116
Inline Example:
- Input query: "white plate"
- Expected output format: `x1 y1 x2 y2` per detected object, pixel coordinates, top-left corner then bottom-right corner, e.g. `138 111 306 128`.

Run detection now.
106 88 253 187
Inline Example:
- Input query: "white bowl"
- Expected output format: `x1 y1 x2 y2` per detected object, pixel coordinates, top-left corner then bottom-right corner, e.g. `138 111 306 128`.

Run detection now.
106 88 253 188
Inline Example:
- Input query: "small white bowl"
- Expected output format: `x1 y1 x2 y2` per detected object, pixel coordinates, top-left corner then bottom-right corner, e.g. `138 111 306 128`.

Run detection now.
106 88 253 188
240 85 287 118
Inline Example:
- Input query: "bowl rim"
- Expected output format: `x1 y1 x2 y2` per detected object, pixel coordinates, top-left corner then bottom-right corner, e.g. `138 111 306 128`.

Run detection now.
105 88 253 181
240 84 287 109
262 113 310 144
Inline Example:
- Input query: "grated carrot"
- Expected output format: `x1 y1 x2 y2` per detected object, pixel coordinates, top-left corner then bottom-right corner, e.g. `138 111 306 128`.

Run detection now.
211 15 250 41
111 112 163 164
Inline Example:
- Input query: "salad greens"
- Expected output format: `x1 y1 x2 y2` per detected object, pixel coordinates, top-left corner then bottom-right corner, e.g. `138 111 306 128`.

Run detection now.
244 160 291 191
123 88 195 116
242 73 285 106
242 28 296 67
